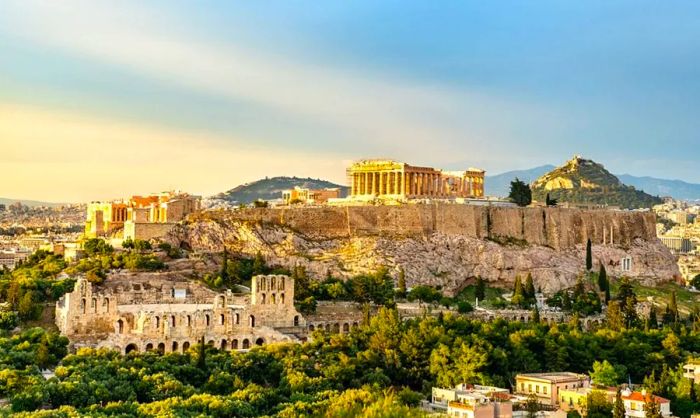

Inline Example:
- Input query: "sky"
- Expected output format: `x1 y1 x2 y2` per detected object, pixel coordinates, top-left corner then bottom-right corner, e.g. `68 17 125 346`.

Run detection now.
1 1 699 202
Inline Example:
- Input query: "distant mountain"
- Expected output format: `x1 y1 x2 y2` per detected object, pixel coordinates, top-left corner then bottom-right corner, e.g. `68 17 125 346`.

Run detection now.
216 176 348 204
616 175 700 201
485 165 555 197
0 198 68 208
530 156 662 209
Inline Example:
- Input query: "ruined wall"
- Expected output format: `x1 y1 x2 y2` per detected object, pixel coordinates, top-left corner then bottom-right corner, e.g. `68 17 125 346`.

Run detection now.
203 204 657 250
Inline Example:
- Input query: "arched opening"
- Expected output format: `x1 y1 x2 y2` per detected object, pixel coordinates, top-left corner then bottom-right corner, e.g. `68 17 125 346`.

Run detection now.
232 339 239 349
261 293 266 304
221 339 228 350
155 316 160 329
325 324 331 331
271 293 276 304
182 341 190 352
125 343 138 354
145 343 154 351
218 295 225 307
235 313 240 325
242 339 250 349
520 316 526 322
172 341 178 352
207 340 214 346
294 315 299 326
255 338 264 346
170 315 176 327
332 323 340 333
103 297 110 313
117 319 124 334
81 298 86 314
352 322 358 328
157 343 165 354
92 297 97 313
249 315 255 328
343 323 349 333
220 314 225 325
187 315 192 327
281 293 285 304
205 314 210 326
309 324 315 331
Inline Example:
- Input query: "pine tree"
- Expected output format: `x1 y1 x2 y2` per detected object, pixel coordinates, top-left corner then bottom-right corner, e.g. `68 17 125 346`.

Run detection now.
586 238 593 271
598 263 608 292
525 273 536 301
220 248 229 282
613 388 625 418
532 304 540 324
509 178 532 207
475 277 486 302
512 276 525 307
397 269 407 299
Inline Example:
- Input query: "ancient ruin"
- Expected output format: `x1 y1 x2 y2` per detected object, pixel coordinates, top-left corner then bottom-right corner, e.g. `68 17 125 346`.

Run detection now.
56 273 312 353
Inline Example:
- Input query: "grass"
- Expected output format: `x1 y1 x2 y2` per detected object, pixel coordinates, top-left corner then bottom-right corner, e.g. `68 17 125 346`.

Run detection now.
609 279 700 315
455 284 508 309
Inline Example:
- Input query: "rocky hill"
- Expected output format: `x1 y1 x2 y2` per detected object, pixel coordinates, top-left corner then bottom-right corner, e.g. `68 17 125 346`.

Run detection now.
167 205 679 294
215 176 348 204
531 156 662 209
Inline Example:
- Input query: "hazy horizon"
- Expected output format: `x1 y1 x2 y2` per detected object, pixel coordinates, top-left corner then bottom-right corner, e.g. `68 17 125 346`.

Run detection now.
3 1 700 202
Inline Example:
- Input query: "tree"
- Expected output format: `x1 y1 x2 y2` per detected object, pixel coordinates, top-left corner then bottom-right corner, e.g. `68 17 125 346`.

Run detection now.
586 238 593 271
531 304 541 324
545 193 558 207
590 360 618 387
613 388 625 418
220 249 229 282
525 273 536 300
648 307 658 329
606 300 624 331
252 251 265 276
525 394 540 418
509 178 532 207
475 277 486 302
665 291 679 325
643 394 662 418
397 269 407 299
598 264 608 292
691 274 700 289
511 275 526 307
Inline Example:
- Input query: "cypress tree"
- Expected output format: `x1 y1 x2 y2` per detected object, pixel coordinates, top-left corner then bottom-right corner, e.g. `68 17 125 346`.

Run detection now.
532 304 540 324
525 273 536 301
598 263 608 291
586 238 593 271
475 277 486 302
669 291 679 324
613 388 625 418
512 276 525 307
397 269 407 299
648 307 658 329
220 248 229 282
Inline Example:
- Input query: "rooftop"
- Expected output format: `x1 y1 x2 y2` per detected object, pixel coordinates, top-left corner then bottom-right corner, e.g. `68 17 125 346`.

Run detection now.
516 372 588 383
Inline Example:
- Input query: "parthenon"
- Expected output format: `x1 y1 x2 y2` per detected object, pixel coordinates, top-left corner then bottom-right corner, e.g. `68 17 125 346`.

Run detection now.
347 159 485 199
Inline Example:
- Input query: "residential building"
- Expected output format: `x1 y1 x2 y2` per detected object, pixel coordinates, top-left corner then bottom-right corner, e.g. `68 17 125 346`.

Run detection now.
515 373 590 405
621 389 671 418
428 384 513 418
281 186 341 205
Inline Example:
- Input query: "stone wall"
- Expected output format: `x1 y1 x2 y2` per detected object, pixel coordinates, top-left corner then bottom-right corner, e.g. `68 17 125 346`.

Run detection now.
204 204 657 250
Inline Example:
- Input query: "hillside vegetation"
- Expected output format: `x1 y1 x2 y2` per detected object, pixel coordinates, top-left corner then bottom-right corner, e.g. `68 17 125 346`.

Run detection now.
215 176 348 204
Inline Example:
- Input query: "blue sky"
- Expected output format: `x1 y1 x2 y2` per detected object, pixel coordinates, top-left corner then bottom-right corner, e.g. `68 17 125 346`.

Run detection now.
1 1 699 201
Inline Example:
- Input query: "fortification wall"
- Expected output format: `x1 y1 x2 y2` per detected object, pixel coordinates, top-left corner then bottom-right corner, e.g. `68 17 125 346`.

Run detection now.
216 204 657 250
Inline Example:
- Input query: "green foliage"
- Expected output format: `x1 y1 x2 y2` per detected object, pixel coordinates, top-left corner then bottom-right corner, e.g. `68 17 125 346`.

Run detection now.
590 360 619 386
82 239 113 257
396 269 407 299
509 178 532 207
457 301 473 314
692 274 700 289
475 277 486 301
407 285 441 305
586 238 593 271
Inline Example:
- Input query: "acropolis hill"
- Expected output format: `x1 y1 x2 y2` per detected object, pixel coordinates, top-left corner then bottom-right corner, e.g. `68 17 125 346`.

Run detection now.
167 204 680 293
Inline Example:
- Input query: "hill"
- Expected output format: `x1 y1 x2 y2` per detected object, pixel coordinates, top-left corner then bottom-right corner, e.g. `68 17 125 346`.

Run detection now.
531 155 663 209
485 165 555 197
617 175 700 201
0 198 68 208
216 176 348 204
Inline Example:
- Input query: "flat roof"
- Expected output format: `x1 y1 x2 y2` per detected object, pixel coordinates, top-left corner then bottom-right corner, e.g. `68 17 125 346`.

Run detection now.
516 372 588 383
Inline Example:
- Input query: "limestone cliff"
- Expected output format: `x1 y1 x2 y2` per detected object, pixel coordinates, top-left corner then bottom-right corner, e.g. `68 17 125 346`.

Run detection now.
167 204 679 294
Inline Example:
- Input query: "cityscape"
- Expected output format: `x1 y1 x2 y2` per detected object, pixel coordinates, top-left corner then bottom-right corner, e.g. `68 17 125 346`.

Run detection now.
2 2 700 418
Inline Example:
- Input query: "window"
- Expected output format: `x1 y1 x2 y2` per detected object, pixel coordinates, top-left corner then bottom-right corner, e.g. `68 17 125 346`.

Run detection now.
543 386 548 395
528 384 532 392
536 385 540 394
205 315 210 326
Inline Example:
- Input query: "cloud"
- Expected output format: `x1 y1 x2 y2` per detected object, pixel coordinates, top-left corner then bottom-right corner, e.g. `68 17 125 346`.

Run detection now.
0 103 346 202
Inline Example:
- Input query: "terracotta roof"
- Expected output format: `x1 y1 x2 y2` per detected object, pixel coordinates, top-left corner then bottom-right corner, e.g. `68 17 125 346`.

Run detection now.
622 392 670 404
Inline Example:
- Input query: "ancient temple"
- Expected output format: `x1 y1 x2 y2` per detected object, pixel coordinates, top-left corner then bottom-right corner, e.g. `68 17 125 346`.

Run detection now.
347 159 485 199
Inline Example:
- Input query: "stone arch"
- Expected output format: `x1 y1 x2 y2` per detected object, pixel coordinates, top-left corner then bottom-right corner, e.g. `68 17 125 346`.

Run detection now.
117 319 124 334
218 295 225 307
520 316 526 322
81 298 86 314
294 315 299 327
182 341 190 352
103 297 110 313
352 322 358 328
255 337 264 346
205 314 210 326
309 324 315 331
281 293 285 304
157 343 165 354
235 313 240 324
92 297 97 313
221 339 228 350
172 341 178 352
343 323 349 333
261 293 266 304
249 315 256 328
232 339 239 349
271 293 276 304
325 324 331 331
146 343 154 351
187 315 192 326
332 323 340 333
154 316 160 329
242 339 250 349
170 315 176 327
207 340 214 346
125 343 138 354
220 314 225 325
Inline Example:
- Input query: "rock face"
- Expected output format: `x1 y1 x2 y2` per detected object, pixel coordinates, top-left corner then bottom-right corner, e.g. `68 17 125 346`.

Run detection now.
167 204 680 294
